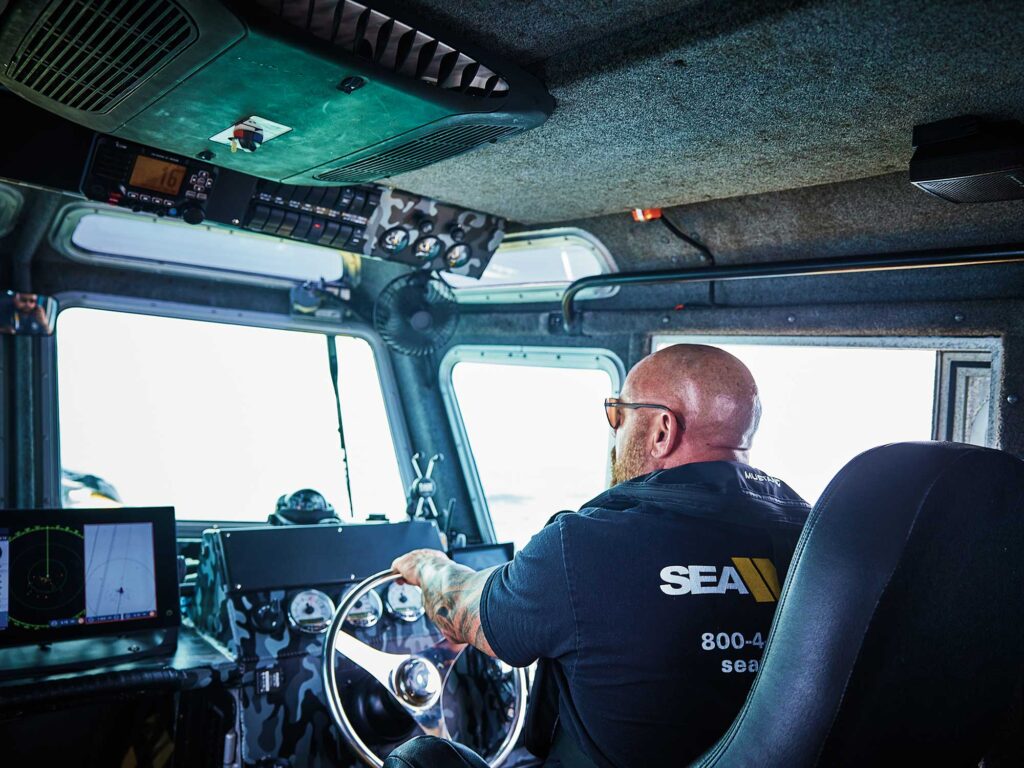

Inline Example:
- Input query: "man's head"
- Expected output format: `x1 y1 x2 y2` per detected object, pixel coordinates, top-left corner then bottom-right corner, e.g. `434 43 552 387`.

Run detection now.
13 293 38 315
609 344 761 484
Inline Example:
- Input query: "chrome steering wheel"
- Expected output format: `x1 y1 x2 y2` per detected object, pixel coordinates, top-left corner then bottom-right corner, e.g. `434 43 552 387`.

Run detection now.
323 570 527 767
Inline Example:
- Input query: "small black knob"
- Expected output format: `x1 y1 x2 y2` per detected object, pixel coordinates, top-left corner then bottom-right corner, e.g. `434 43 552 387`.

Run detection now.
449 226 465 242
181 205 205 225
254 602 283 633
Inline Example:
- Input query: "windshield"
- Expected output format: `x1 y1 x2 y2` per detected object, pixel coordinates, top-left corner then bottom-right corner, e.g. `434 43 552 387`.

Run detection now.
56 308 407 522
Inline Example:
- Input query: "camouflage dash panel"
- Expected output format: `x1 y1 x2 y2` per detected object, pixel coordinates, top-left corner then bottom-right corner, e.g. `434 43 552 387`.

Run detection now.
193 531 232 648
365 188 504 278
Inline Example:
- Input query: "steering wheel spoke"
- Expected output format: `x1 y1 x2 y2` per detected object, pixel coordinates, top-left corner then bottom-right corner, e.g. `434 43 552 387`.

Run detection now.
333 627 409 692
323 570 527 768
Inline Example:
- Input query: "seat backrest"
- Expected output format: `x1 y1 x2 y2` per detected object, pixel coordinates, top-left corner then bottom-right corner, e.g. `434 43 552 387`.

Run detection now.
696 442 1024 767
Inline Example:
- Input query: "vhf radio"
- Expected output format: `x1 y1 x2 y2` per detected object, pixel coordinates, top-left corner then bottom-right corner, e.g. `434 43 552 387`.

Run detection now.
82 136 216 224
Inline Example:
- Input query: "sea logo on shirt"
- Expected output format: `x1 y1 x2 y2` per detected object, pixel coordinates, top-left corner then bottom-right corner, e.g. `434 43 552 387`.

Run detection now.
659 558 782 603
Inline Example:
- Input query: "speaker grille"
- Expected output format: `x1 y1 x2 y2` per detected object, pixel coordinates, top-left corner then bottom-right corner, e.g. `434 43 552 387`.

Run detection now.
252 0 510 98
7 0 197 113
917 171 1024 203
316 124 520 182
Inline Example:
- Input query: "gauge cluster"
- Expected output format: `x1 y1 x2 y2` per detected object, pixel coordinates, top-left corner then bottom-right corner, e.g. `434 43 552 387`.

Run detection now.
255 582 428 637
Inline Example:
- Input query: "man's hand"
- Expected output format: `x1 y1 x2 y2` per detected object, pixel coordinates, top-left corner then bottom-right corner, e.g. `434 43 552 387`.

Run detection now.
390 549 497 657
392 548 449 588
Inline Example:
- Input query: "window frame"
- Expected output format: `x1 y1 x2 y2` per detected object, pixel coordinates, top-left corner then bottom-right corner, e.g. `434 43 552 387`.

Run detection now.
52 202 357 288
439 345 625 543
42 292 415 529
441 227 619 305
650 333 1003 447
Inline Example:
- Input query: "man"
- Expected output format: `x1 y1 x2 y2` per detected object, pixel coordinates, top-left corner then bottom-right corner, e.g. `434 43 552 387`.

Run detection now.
0 292 50 335
392 344 810 767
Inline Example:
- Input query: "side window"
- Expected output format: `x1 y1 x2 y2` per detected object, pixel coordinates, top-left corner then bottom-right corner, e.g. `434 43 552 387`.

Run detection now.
445 349 620 550
653 337 996 504
57 308 407 521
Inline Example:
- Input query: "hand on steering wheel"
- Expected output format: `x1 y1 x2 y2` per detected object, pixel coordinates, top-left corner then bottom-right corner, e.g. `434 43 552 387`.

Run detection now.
322 570 526 767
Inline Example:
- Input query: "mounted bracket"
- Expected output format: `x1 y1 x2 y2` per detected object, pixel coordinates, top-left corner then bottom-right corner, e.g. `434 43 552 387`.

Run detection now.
406 452 443 520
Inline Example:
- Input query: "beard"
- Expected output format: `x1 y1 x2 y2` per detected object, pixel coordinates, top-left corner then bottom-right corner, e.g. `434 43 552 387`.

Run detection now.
609 432 648 487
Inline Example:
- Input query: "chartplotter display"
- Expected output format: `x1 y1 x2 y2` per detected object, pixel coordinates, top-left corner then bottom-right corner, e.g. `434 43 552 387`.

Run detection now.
0 508 178 646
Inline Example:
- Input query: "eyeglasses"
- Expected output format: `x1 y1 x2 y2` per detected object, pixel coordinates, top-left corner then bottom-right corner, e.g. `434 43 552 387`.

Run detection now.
604 397 679 431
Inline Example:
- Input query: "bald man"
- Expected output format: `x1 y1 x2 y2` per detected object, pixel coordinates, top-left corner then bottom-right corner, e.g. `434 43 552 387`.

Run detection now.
391 345 810 768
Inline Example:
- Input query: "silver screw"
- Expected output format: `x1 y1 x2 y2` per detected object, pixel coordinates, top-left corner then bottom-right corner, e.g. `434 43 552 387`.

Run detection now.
954 313 966 322
1007 394 1020 405
661 316 670 325
786 315 796 323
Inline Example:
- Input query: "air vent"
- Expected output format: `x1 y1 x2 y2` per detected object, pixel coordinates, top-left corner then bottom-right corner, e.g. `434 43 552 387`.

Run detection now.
316 124 520 182
7 0 197 113
253 0 510 98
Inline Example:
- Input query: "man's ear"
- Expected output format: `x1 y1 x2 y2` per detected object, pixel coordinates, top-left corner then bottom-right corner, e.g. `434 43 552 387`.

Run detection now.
649 411 679 459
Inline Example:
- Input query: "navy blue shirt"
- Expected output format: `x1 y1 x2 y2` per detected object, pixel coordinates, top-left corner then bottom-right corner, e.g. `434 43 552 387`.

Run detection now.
480 462 810 768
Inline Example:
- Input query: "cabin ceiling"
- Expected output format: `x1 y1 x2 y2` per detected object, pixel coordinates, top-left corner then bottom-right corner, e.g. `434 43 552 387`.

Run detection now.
387 0 1024 226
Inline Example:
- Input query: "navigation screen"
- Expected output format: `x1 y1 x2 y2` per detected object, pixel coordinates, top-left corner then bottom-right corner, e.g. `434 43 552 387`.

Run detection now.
0 509 178 646
129 155 185 196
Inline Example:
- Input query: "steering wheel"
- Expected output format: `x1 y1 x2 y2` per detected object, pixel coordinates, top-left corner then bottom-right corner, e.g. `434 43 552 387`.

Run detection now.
323 570 527 767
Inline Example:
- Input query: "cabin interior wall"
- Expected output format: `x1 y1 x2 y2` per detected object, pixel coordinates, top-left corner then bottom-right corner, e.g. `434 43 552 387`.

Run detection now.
2 194 1022 524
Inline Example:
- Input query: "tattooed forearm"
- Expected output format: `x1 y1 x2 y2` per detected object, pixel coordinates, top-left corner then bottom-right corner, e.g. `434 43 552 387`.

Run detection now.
391 549 497 656
420 563 496 655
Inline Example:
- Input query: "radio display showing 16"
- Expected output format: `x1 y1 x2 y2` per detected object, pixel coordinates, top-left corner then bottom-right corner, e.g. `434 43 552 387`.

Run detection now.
129 156 186 196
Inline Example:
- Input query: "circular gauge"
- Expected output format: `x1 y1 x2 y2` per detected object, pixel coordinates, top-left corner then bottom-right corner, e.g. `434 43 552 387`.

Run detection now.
446 243 472 269
344 588 383 629
288 589 336 634
386 582 425 623
413 235 443 262
380 226 411 253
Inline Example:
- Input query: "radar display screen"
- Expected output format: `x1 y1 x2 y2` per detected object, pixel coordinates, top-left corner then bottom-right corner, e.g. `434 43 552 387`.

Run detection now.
0 508 178 647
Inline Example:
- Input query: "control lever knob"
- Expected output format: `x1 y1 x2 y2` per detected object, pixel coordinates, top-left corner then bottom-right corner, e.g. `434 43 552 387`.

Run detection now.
181 204 205 225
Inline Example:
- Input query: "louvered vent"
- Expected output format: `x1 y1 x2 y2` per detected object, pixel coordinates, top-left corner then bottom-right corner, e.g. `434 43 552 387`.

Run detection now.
7 0 197 113
316 124 520 182
253 0 510 98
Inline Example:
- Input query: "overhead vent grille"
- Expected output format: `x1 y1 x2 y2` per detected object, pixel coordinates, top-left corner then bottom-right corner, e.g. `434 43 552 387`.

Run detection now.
315 124 520 182
7 0 197 113
253 0 510 98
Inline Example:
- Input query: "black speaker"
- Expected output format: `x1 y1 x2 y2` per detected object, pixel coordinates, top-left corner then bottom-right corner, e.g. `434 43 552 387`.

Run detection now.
910 115 1024 203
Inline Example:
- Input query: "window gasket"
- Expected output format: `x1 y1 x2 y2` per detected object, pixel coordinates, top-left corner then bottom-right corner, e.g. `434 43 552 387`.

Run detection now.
439 345 625 543
43 292 415 522
650 333 1003 446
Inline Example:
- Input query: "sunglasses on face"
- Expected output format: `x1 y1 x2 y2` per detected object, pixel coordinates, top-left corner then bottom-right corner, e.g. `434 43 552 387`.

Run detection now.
604 397 678 431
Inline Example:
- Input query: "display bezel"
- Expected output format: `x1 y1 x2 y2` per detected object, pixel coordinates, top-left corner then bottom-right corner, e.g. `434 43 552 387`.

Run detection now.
0 507 180 648
128 154 186 197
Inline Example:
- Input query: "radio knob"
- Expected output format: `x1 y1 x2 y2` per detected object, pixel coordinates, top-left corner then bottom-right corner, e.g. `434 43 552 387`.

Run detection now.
181 204 205 225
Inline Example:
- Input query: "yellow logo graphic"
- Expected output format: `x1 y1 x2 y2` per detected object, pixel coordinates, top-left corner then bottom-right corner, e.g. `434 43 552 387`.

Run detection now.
730 557 781 603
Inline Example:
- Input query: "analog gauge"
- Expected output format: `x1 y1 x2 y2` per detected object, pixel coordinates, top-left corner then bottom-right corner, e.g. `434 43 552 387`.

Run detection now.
413 235 443 262
288 589 336 634
446 243 472 269
344 588 383 629
386 582 426 623
380 226 411 253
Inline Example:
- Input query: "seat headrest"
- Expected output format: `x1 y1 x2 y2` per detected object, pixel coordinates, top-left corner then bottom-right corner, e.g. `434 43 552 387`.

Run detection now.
698 442 1024 767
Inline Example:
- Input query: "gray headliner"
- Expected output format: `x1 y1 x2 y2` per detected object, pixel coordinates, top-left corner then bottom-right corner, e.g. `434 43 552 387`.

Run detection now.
388 0 1024 225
